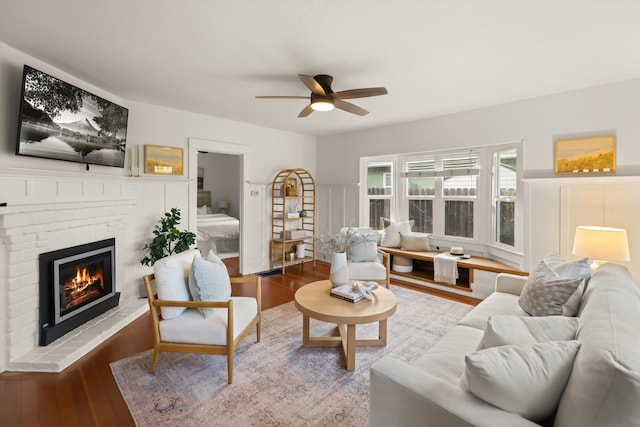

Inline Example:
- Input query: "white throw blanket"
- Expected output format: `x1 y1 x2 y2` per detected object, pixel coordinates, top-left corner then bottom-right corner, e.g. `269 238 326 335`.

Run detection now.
434 253 459 285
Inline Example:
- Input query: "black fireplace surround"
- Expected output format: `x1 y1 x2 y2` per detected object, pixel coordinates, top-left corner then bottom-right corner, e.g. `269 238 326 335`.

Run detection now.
39 238 120 346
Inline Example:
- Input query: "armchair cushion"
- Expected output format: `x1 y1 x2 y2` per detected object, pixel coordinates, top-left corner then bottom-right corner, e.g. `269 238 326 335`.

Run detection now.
188 251 232 317
154 249 201 320
158 297 258 345
380 218 414 248
348 258 388 281
461 340 581 422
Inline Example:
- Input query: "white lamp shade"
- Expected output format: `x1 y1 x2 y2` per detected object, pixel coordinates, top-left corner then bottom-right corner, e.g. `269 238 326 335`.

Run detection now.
217 200 229 209
572 226 630 262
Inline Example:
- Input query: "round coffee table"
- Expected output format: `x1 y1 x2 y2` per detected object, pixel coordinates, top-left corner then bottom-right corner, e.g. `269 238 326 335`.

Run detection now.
294 280 397 371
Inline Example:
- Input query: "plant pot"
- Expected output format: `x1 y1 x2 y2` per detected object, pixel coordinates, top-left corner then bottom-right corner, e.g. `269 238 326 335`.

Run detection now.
329 252 349 287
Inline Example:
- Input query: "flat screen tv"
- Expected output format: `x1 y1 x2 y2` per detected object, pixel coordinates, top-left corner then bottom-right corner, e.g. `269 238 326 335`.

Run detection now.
16 65 129 168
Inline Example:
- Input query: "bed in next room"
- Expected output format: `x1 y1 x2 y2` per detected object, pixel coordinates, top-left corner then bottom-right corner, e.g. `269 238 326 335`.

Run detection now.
196 190 240 258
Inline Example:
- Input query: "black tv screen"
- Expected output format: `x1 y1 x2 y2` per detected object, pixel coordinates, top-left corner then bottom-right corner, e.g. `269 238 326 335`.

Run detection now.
16 65 129 168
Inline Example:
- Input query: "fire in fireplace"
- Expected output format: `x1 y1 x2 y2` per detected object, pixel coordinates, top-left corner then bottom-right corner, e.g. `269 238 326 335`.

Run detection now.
39 238 120 346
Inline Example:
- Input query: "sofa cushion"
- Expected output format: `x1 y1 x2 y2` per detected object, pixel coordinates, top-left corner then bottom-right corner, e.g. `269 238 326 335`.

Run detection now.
380 218 414 248
412 325 483 382
543 252 590 316
400 232 431 251
479 315 578 349
461 340 580 422
555 263 640 427
458 292 528 330
154 249 201 320
518 260 583 316
188 251 232 317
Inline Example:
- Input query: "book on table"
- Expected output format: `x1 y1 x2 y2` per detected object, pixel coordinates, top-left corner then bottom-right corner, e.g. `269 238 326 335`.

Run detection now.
330 284 364 303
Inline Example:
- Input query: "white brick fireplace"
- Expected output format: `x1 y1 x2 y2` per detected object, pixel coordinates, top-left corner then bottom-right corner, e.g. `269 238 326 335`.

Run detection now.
0 170 148 372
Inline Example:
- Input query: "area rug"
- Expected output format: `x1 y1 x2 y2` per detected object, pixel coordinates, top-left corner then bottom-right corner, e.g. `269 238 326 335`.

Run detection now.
110 285 473 426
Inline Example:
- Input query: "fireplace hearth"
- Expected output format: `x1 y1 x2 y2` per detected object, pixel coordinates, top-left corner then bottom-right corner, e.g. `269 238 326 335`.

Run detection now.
39 238 120 346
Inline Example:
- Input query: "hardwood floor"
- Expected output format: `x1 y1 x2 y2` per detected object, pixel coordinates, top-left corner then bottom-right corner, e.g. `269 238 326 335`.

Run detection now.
0 259 479 427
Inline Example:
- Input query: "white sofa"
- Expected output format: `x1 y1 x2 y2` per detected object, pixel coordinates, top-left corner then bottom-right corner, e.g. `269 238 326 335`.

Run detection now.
370 262 640 427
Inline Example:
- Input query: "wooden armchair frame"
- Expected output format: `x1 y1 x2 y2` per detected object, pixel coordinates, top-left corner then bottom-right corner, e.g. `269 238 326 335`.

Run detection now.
143 274 261 384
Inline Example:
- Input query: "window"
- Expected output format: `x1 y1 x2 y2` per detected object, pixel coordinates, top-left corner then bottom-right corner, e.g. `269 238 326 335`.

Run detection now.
361 141 521 253
442 156 478 238
366 161 393 230
406 160 435 233
383 172 392 188
494 148 517 246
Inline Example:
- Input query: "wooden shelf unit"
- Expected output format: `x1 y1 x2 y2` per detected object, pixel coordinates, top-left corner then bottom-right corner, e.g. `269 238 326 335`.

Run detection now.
270 168 316 273
380 247 527 292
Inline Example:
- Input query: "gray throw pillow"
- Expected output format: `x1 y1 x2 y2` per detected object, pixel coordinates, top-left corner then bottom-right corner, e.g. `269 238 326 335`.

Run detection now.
188 251 232 317
543 252 591 316
518 260 583 316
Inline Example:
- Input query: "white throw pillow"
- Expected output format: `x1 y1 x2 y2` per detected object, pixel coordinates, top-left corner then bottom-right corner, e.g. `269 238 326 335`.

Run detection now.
461 340 581 422
348 231 379 262
400 232 431 251
479 315 579 349
518 260 583 316
380 218 414 248
188 251 232 317
154 249 201 319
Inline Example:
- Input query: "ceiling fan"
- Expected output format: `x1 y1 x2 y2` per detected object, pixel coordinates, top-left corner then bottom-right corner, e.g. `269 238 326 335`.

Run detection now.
256 74 388 117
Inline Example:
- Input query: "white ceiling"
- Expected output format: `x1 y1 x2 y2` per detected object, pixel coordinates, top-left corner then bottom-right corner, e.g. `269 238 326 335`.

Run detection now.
1 0 640 137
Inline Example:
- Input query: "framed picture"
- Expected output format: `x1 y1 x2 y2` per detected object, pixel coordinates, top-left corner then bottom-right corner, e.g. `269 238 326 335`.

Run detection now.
555 136 616 175
285 177 298 196
144 145 184 175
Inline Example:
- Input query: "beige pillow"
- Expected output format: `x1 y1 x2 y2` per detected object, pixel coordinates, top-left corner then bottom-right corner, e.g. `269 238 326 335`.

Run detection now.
518 260 583 316
400 232 431 251
461 341 581 422
380 218 414 247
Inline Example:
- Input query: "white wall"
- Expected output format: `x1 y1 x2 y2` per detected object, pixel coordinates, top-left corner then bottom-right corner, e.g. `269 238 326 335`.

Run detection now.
198 152 241 218
0 42 316 372
316 79 640 279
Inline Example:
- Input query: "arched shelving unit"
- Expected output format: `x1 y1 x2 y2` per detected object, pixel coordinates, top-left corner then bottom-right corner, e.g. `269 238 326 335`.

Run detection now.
270 168 316 273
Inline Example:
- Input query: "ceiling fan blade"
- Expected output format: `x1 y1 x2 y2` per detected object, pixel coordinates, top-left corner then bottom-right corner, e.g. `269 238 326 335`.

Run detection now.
332 87 388 100
298 104 314 118
255 96 308 99
298 74 325 95
334 99 369 116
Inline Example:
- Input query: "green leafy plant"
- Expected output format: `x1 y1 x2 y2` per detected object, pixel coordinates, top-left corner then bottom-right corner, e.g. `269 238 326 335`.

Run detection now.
140 208 197 266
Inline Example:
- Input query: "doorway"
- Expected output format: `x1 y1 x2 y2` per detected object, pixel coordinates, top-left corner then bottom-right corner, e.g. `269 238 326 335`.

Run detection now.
188 138 249 273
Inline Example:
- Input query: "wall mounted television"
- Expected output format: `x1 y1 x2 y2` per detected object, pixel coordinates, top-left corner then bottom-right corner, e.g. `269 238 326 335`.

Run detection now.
15 65 129 168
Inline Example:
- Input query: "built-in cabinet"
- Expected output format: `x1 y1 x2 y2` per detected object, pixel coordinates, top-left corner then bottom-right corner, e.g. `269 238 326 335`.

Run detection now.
271 168 316 273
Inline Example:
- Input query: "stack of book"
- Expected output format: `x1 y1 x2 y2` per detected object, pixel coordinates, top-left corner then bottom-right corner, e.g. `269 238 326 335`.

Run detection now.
330 284 364 303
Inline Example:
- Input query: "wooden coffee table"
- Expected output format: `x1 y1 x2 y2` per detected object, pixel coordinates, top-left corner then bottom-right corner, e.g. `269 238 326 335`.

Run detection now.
294 280 397 371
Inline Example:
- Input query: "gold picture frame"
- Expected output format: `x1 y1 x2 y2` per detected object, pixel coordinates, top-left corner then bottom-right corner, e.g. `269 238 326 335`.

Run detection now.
285 177 298 196
554 136 616 175
144 145 184 175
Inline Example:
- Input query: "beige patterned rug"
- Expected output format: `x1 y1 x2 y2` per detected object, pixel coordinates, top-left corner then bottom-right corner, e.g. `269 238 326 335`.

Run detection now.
110 285 472 426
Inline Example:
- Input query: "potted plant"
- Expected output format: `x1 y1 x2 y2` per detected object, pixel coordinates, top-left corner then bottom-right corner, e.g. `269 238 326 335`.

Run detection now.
140 207 197 266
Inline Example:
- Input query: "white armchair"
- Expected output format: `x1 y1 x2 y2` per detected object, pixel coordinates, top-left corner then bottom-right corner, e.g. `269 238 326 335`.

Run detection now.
342 227 391 288
142 249 261 384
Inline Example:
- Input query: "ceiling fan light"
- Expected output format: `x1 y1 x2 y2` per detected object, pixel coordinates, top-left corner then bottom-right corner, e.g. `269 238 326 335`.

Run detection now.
311 98 334 112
